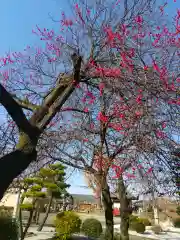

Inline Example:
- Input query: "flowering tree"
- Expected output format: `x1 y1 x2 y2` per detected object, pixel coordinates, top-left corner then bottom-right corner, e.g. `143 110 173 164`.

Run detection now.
42 75 179 239
0 0 179 239
34 1 179 239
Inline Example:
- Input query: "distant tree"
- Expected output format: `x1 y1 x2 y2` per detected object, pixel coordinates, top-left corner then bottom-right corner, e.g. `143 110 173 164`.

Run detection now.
19 177 46 240
18 163 69 238
36 163 70 231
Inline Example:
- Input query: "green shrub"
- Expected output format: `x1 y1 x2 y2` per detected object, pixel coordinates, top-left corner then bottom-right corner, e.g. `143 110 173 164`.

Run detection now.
55 211 81 240
81 218 103 238
0 216 19 240
138 217 151 226
20 203 34 211
151 225 162 234
173 218 180 228
176 206 180 216
129 215 139 223
132 222 145 233
129 215 139 230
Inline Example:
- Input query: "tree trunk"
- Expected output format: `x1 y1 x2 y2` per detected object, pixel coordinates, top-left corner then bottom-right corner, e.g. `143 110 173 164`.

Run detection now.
102 177 114 240
18 192 26 240
36 209 40 225
33 208 40 225
19 208 23 240
21 209 34 240
97 195 103 210
0 149 37 200
69 196 74 211
33 201 41 224
118 177 131 240
62 196 67 211
37 195 53 231
32 209 37 223
0 56 82 200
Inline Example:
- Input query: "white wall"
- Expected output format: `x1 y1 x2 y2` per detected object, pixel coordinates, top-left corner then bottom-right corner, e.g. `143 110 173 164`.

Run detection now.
0 193 19 208
113 202 120 209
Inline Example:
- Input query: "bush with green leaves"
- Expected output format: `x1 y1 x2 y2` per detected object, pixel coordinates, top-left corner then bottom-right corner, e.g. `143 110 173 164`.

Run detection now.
20 203 34 211
138 217 151 226
131 222 145 233
81 218 103 238
173 218 180 228
129 215 139 223
129 215 139 230
151 225 162 234
0 215 19 240
55 211 81 240
176 206 180 216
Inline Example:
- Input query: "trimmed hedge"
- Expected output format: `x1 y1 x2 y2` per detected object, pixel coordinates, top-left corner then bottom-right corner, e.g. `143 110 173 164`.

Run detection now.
176 206 180 216
138 217 151 226
129 215 139 223
55 211 81 240
131 221 145 233
173 217 180 228
129 215 151 229
81 218 103 238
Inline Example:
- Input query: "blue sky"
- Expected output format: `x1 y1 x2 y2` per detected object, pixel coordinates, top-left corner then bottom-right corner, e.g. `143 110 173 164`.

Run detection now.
0 0 179 194
0 0 178 56
0 0 70 55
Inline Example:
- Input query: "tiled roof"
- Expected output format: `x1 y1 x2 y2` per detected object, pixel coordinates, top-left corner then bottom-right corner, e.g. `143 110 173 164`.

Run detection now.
71 194 97 203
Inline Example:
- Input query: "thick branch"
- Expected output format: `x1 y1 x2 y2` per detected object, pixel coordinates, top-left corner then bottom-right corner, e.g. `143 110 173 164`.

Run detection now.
0 149 37 200
0 84 38 137
0 54 82 199
13 96 39 111
30 55 82 130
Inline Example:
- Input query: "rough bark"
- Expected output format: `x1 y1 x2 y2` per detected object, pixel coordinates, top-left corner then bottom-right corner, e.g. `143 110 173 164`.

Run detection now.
118 176 131 240
0 84 38 136
101 177 114 240
0 149 37 200
37 195 53 231
97 195 103 210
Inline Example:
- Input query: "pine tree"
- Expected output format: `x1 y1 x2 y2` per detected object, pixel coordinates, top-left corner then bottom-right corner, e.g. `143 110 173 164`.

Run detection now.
19 177 46 239
36 163 70 231
18 163 70 238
